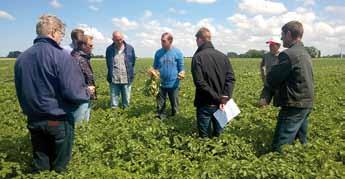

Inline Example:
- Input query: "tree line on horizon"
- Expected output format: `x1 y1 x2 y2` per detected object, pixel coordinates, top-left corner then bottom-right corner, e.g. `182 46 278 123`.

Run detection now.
3 46 343 59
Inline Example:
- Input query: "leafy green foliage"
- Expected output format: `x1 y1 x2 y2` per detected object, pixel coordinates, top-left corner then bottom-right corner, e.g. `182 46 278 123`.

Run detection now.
0 58 344 178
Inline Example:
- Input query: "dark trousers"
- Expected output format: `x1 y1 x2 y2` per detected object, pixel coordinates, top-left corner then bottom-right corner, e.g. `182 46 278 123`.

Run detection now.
197 106 223 138
272 107 311 152
156 87 179 116
27 118 74 173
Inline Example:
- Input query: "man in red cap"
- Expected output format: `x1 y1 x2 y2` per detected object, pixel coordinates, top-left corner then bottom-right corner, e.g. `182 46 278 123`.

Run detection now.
258 37 281 107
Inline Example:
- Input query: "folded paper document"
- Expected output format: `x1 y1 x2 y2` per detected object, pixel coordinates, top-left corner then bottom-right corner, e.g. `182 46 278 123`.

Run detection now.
213 99 240 128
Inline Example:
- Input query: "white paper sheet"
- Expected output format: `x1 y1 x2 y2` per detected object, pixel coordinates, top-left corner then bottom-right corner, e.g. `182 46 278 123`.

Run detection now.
213 99 240 128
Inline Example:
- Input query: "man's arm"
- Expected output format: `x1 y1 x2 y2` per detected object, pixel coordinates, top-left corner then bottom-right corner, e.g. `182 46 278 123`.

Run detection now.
266 52 292 90
260 57 265 82
177 50 184 73
223 58 236 98
191 56 220 103
105 47 111 70
58 55 90 104
177 50 185 79
132 47 136 67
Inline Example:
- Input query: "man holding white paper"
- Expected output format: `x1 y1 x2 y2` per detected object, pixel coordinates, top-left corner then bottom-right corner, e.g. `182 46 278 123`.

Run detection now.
191 27 236 138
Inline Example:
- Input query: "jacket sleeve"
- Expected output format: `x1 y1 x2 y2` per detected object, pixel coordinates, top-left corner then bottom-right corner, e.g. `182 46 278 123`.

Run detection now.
260 57 265 82
192 56 221 103
132 47 136 67
266 52 292 90
105 47 112 83
177 50 184 73
223 58 236 98
153 51 159 70
80 59 95 86
58 55 90 104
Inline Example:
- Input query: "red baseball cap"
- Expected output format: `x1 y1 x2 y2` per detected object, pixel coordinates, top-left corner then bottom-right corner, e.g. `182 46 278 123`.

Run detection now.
266 37 281 45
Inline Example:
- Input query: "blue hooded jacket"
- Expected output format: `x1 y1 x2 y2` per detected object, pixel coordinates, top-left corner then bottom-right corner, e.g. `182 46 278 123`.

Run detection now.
14 36 90 122
105 41 136 84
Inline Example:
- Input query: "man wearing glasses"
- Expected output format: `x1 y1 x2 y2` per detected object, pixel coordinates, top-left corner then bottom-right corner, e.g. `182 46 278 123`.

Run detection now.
14 15 90 172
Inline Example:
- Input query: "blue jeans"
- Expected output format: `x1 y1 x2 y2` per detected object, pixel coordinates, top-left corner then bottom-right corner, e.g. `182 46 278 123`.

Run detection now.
109 83 131 108
72 102 91 123
197 106 223 138
272 107 311 152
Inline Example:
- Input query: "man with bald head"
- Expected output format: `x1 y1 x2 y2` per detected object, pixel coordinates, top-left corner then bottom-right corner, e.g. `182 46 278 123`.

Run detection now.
106 31 136 109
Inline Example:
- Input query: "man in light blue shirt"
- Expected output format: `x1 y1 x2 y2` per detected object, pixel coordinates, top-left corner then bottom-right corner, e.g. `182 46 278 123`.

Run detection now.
152 32 185 119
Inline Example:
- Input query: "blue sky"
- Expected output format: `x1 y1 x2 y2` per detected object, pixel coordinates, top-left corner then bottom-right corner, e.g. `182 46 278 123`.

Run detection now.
1 0 345 57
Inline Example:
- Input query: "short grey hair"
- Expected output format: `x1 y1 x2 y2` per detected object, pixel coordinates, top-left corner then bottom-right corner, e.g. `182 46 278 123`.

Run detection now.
36 14 65 36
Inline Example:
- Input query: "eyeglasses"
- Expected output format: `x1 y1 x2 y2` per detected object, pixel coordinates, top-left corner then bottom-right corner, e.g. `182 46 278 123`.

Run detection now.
54 29 65 37
86 44 94 48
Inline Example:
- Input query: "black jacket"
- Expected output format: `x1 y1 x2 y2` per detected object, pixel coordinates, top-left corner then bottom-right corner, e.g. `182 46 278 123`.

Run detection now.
191 42 236 107
71 50 97 100
14 36 90 122
264 41 314 108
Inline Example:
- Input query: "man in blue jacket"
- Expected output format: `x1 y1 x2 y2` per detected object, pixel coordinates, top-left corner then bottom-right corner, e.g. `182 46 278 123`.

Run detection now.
14 15 90 173
106 31 136 109
151 32 185 119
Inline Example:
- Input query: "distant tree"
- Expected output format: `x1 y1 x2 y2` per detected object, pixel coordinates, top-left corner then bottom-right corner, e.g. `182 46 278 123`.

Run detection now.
7 51 21 58
305 46 321 58
243 49 265 58
91 54 105 58
227 52 238 58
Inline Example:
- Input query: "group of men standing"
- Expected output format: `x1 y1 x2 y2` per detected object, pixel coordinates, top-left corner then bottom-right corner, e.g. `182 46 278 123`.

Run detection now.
14 14 313 173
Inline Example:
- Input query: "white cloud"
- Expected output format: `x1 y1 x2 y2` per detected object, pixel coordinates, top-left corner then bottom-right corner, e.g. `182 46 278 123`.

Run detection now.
303 0 315 6
77 24 111 43
61 2 344 57
112 17 138 30
196 18 216 35
185 0 216 4
239 0 287 15
144 10 152 18
228 14 250 29
296 0 315 6
89 5 99 11
315 22 334 36
169 8 187 15
50 0 62 8
325 5 345 16
0 10 15 20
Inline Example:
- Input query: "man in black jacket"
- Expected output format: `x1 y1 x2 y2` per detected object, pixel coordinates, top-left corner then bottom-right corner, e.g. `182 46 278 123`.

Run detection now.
14 15 90 172
191 27 236 138
263 21 314 152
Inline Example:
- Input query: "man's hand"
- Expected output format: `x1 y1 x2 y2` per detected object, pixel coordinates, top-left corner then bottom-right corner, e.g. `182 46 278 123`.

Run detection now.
178 71 185 80
148 68 160 79
258 98 268 108
88 86 95 94
219 96 229 111
219 103 225 111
